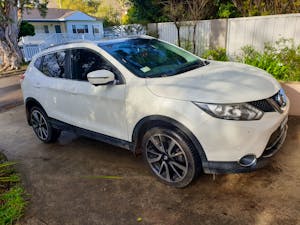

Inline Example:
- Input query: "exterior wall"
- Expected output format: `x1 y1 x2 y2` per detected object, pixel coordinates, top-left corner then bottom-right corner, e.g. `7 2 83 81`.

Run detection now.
29 21 67 34
65 21 104 38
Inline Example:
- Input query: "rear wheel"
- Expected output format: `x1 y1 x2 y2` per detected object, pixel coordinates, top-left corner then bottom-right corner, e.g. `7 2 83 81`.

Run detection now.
142 127 201 188
30 107 61 143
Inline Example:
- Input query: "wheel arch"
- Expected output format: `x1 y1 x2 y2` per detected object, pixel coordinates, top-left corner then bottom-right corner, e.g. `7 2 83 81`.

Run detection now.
25 97 47 125
131 115 208 164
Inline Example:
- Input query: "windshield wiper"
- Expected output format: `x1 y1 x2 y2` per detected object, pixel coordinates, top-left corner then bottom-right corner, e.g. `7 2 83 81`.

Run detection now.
174 61 204 75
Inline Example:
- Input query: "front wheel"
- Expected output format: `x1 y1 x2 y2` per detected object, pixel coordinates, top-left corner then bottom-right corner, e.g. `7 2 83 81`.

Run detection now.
142 127 201 188
30 107 61 143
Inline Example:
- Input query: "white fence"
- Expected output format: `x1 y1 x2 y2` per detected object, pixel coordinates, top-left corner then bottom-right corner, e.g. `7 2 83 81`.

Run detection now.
226 14 300 57
156 21 211 56
149 13 300 57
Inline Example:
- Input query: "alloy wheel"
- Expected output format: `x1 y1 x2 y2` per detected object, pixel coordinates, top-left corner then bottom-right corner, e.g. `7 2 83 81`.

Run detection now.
31 110 49 141
145 134 188 183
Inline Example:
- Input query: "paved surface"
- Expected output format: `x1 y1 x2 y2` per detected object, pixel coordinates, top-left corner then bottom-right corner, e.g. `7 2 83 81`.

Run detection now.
0 107 299 225
0 75 23 112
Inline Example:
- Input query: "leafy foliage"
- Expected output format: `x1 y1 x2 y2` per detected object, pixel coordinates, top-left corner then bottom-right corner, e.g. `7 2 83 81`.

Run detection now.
216 1 240 18
0 186 26 225
202 47 229 61
232 0 300 17
125 0 168 24
0 154 26 225
237 39 300 81
18 21 35 39
60 0 127 26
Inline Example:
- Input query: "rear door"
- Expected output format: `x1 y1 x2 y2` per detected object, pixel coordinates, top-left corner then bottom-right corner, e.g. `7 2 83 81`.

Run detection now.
38 50 77 123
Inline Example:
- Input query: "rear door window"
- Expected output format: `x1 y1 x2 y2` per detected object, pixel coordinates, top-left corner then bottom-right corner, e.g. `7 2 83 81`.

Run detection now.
41 51 69 78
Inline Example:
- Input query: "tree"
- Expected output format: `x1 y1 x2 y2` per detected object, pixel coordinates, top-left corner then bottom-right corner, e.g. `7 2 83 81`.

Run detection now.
60 0 126 26
214 0 240 18
185 0 212 54
126 0 168 24
0 0 47 71
232 0 300 17
161 0 187 47
18 21 35 39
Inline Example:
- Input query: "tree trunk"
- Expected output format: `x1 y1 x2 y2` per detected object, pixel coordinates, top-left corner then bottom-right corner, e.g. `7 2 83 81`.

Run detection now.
175 22 181 47
192 23 197 54
0 2 23 72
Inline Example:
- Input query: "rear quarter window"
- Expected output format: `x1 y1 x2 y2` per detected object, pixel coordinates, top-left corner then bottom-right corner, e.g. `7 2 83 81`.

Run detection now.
33 56 42 70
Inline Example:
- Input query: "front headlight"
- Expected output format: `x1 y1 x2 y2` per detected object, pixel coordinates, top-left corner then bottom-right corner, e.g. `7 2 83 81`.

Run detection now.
193 102 263 120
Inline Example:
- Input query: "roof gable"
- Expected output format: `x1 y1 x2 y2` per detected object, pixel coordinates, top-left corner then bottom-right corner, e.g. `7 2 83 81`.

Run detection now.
22 8 97 21
64 11 96 21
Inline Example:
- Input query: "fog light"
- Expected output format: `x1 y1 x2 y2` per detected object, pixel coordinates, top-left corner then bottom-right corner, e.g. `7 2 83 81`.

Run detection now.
238 154 257 167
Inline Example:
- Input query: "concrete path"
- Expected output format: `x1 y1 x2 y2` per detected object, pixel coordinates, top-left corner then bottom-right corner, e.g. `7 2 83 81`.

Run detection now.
0 75 23 112
0 107 299 225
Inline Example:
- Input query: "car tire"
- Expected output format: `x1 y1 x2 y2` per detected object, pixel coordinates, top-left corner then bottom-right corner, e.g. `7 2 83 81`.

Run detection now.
142 127 201 188
30 106 61 143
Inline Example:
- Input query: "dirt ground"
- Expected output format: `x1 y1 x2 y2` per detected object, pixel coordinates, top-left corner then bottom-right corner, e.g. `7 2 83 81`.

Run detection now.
0 75 23 112
0 106 299 225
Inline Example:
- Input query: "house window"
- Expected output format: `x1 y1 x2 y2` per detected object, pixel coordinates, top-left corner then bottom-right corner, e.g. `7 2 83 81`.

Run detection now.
55 25 61 33
72 25 89 34
92 25 100 35
44 25 49 33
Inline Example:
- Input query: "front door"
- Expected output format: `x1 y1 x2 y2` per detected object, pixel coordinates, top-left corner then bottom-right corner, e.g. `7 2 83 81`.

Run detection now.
63 48 128 140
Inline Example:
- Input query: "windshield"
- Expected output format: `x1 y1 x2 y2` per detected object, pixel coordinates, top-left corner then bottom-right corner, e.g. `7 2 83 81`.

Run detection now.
99 38 206 78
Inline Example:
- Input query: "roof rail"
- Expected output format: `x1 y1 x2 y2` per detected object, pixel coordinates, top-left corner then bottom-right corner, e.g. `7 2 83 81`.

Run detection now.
43 39 96 49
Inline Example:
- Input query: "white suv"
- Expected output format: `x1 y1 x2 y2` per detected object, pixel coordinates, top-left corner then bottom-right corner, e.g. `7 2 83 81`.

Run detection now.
21 36 289 187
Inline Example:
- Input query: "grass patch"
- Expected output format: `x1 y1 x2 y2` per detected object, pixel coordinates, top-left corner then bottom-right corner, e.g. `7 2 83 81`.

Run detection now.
0 186 26 225
0 156 26 225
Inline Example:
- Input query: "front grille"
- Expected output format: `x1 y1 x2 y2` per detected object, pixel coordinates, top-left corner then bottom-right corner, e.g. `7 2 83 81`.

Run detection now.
248 90 286 113
248 99 275 112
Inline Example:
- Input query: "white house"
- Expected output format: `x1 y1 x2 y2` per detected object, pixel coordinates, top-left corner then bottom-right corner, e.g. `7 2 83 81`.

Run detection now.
23 8 104 38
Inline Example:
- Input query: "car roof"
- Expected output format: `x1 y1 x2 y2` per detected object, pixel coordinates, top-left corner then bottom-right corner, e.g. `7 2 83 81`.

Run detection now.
31 35 154 61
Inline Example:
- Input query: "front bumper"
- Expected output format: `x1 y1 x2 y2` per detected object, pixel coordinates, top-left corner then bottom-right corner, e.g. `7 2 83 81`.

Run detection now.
202 120 288 174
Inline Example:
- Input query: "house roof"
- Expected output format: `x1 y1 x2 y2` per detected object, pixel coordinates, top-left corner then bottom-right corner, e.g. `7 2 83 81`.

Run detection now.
22 8 100 21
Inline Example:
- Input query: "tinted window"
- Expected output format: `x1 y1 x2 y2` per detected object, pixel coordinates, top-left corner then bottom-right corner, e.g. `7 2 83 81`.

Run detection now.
41 51 67 78
34 56 42 70
70 49 116 81
100 38 206 78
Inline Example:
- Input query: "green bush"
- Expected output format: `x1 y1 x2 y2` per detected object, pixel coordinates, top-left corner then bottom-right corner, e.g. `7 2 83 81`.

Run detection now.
238 39 300 81
202 47 229 61
18 21 35 39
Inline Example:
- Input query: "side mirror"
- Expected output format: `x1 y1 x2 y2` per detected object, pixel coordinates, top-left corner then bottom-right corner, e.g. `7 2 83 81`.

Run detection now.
87 70 115 85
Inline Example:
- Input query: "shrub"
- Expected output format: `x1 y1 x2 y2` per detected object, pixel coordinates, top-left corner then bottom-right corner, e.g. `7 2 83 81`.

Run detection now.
237 39 300 81
202 47 229 61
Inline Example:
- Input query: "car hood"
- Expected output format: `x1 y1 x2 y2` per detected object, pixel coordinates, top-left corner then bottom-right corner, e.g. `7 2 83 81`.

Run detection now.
145 61 281 103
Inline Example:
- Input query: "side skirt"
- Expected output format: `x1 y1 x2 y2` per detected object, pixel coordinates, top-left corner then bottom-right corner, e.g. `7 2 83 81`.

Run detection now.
49 118 134 151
